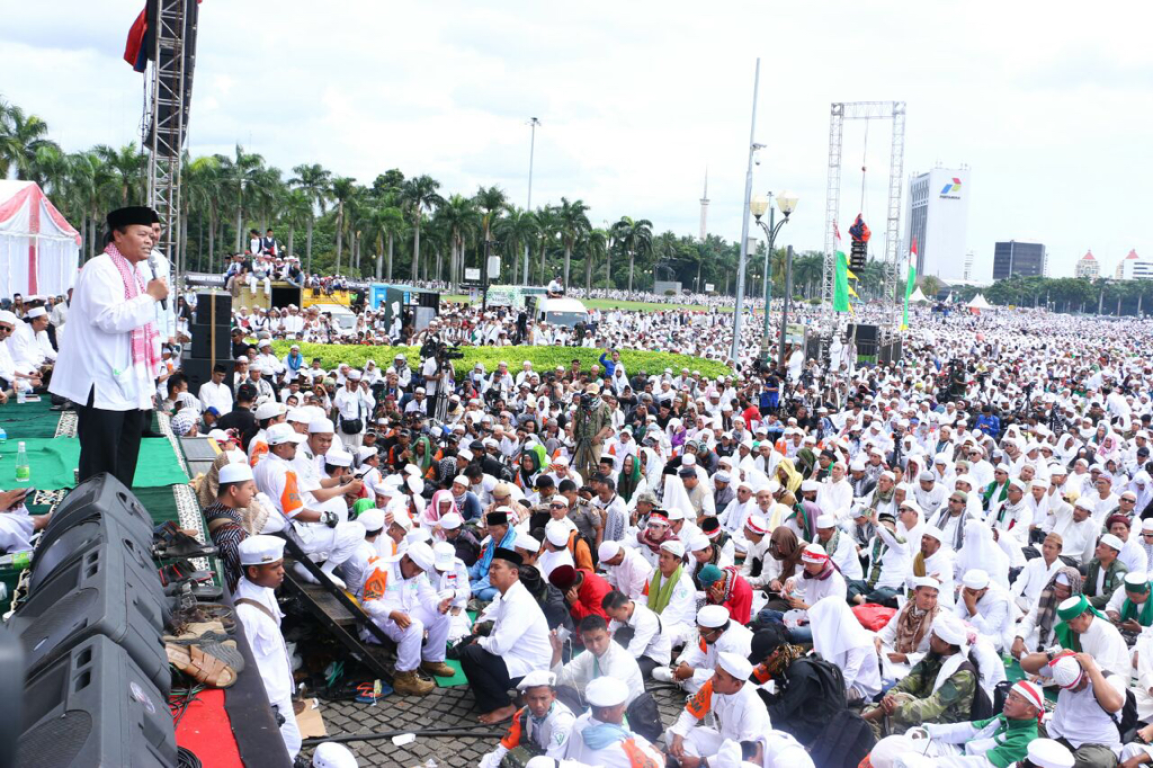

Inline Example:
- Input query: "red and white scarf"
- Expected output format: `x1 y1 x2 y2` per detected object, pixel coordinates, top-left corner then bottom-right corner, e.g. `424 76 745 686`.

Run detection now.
105 243 161 378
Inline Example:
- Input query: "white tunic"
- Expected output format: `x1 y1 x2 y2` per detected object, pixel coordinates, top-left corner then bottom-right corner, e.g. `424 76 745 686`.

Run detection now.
49 252 160 411
478 579 552 679
602 546 654 600
552 641 645 705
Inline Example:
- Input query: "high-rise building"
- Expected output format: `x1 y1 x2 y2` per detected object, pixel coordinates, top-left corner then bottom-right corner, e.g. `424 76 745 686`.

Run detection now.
903 166 971 281
992 241 1047 280
1075 250 1099 279
1120 249 1153 280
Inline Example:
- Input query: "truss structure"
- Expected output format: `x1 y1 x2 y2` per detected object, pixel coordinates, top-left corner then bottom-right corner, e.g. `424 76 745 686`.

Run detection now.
820 101 906 330
145 0 199 286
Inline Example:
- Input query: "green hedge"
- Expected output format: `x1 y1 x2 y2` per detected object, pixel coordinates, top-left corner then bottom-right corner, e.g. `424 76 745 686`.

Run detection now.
270 342 731 381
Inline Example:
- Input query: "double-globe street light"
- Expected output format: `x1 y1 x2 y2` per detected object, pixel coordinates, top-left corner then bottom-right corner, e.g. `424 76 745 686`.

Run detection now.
750 190 798 368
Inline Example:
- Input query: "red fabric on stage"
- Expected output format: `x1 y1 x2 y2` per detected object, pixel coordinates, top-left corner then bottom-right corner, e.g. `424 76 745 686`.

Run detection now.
175 688 244 768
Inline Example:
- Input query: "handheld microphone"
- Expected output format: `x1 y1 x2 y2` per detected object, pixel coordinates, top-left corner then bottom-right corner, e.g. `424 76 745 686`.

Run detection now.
148 252 168 311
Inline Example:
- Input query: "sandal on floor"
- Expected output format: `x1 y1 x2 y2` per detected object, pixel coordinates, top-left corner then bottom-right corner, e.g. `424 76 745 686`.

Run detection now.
170 603 237 635
166 629 245 677
166 641 240 688
153 522 217 559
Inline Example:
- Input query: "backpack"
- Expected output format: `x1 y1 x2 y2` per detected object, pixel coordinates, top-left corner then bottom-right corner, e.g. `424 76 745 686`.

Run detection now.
624 691 664 744
808 709 875 768
1104 671 1139 739
957 660 994 721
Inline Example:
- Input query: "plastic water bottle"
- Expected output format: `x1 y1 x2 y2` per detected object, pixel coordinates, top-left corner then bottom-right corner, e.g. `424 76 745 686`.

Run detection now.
0 551 31 569
0 426 7 441
15 441 30 483
16 388 25 404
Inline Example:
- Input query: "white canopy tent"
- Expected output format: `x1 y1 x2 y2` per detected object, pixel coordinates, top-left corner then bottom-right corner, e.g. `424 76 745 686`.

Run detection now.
908 286 929 303
0 181 81 299
967 293 993 311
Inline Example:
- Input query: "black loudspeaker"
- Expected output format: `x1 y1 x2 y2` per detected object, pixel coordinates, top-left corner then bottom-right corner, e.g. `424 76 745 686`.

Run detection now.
193 291 232 324
850 240 868 270
182 356 234 395
189 324 232 359
846 323 878 345
33 475 155 587
16 635 177 768
17 518 170 694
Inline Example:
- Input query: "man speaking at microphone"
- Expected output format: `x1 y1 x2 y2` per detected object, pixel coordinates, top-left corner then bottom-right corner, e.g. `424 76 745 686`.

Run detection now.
50 206 169 487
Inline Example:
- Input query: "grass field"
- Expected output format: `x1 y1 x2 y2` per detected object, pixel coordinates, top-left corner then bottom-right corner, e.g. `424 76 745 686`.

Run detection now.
441 294 742 313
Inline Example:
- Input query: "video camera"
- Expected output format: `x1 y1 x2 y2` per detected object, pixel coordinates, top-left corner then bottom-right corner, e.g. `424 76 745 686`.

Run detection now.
421 338 465 363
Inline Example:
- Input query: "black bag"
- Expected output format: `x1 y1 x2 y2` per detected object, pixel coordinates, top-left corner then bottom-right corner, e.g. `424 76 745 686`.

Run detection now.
957 660 994 721
624 691 664 744
808 709 875 768
341 417 363 435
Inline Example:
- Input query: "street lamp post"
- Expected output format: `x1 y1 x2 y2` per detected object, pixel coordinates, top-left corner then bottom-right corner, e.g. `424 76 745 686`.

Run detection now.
751 190 797 367
779 244 794 368
524 117 540 284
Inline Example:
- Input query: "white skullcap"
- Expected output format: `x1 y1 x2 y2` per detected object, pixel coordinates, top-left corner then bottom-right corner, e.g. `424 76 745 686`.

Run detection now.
930 613 968 646
1011 679 1045 712
962 569 990 590
433 541 456 571
390 512 414 532
312 742 358 768
254 401 284 420
544 521 570 547
405 528 432 546
660 540 685 558
266 423 305 445
325 448 353 468
238 535 286 566
1074 497 1094 511
516 670 557 691
682 454 696 467
357 446 378 462
440 512 462 531
26 306 46 319
688 533 711 552
697 604 730 628
597 541 622 562
286 407 310 424
452 475 470 487
800 543 828 564
0 310 17 325
218 463 254 484
921 525 945 543
308 418 335 434
1049 653 1085 689
515 533 541 552
405 542 436 571
1025 739 1075 768
1124 572 1149 589
358 508 385 532
912 576 940 591
585 676 629 708
815 514 837 529
717 651 753 681
1100 533 1124 551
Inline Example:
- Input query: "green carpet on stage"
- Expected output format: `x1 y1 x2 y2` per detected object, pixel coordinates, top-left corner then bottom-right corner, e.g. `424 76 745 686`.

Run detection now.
0 437 188 491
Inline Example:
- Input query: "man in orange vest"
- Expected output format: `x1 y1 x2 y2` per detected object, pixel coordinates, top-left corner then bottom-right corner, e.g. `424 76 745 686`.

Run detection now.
563 677 664 768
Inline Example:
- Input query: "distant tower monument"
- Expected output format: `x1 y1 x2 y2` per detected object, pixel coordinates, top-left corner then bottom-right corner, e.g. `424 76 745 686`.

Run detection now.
698 169 709 242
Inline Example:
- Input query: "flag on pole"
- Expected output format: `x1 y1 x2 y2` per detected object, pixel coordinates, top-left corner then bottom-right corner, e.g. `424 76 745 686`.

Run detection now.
834 251 851 312
901 238 918 330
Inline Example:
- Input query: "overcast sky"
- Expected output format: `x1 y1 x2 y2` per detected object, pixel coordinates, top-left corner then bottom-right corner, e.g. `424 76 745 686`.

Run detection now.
4 1 1151 279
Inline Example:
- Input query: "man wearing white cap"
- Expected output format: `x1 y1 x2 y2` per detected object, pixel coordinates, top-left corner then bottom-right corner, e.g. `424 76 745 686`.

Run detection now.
876 577 942 677
869 680 1044 767
358 541 452 696
253 423 365 589
479 671 576 768
1020 594 1130 680
954 569 1012 651
597 540 653 601
334 370 373 450
10 305 55 369
815 513 864 581
666 650 770 767
234 535 300 758
644 540 698 649
862 613 976 736
337 508 385 601
431 541 472 642
1029 651 1125 767
539 520 576 579
563 676 663 768
664 604 754 694
247 400 286 467
1084 533 1129 610
911 527 956 607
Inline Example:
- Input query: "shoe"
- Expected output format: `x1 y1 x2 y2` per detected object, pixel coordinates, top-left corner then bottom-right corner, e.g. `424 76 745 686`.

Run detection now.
320 570 347 590
420 660 455 678
392 669 435 696
292 562 320 585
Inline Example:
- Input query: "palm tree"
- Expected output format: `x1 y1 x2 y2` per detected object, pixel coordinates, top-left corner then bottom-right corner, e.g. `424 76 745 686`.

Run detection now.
289 163 332 273
65 150 112 260
329 177 357 274
0 102 58 180
531 206 560 285
556 197 591 287
438 194 479 291
580 228 609 291
367 205 405 280
278 188 312 267
183 155 223 270
94 144 147 207
493 206 535 285
473 185 507 244
610 216 654 292
400 175 445 283
217 145 265 252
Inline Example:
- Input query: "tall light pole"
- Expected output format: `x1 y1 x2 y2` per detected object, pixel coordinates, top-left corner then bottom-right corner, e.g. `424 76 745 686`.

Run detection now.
524 117 541 284
751 190 798 367
779 244 794 368
729 59 761 366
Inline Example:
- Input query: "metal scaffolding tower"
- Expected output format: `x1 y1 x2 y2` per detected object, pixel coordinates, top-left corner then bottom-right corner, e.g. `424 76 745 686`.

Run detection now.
820 101 907 328
144 0 199 287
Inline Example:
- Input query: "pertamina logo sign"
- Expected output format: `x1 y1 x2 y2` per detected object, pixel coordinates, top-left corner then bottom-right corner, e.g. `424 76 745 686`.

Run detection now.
939 177 962 200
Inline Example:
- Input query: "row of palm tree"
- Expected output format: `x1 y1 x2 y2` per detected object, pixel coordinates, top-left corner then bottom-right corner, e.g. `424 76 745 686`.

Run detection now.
0 95 760 294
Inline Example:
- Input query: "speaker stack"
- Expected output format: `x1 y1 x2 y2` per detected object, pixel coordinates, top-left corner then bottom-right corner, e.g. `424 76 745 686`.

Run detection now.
185 290 234 393
8 474 178 767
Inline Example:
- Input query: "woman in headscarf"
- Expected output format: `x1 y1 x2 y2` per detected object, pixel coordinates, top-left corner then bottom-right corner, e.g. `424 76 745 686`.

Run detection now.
954 520 1010 589
775 457 803 495
666 418 687 456
635 510 676 566
759 527 806 612
1056 433 1080 465
514 450 541 493
412 434 437 479
616 453 646 505
639 445 665 494
1010 566 1082 653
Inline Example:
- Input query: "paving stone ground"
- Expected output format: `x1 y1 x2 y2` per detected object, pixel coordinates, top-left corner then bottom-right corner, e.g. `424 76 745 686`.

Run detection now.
301 679 687 768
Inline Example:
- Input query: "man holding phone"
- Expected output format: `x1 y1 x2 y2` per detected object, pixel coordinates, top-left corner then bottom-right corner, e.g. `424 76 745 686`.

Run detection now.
0 487 50 553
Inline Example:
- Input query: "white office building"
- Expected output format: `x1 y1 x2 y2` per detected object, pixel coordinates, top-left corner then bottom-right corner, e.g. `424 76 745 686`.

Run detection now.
903 167 972 281
1120 249 1153 280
